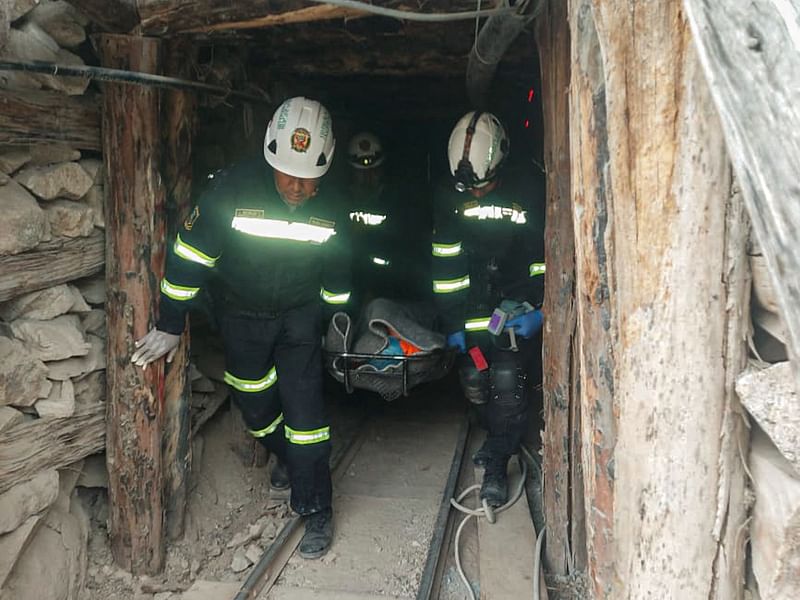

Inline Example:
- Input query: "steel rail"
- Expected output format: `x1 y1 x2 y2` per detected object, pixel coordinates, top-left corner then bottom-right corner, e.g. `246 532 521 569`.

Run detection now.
416 412 470 600
234 399 468 600
233 411 370 600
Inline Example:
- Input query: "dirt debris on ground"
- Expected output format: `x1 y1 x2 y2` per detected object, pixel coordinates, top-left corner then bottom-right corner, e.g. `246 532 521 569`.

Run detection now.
81 407 291 600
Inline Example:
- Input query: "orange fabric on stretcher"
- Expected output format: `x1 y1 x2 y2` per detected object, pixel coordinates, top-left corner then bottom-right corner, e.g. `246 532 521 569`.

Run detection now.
387 327 422 355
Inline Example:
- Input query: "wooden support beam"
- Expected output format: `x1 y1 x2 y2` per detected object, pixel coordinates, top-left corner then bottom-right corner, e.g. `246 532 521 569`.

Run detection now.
0 90 101 151
98 33 166 575
683 0 800 392
535 0 577 577
0 231 104 303
0 402 105 496
137 0 313 34
65 0 139 33
161 38 196 542
136 0 485 34
182 4 364 33
569 2 749 597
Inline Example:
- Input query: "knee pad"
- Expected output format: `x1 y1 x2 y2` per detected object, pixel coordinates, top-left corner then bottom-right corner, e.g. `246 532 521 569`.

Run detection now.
490 360 528 417
458 360 489 405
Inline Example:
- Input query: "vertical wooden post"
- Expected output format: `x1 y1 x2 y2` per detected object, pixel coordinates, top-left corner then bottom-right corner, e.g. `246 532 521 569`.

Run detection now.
569 2 749 597
569 4 616 592
535 0 579 577
161 37 197 542
99 34 166 575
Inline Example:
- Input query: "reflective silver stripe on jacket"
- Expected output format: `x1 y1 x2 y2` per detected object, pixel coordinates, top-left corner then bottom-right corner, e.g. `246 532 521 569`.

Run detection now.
231 216 336 244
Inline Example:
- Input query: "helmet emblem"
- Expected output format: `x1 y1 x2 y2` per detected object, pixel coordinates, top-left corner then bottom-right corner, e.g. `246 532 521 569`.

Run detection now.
291 128 311 153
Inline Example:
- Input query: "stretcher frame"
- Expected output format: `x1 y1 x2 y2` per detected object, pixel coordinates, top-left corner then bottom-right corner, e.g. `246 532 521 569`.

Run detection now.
324 348 456 398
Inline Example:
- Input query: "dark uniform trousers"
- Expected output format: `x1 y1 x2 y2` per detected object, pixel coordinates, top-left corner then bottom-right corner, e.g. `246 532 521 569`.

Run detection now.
459 330 542 458
219 302 331 516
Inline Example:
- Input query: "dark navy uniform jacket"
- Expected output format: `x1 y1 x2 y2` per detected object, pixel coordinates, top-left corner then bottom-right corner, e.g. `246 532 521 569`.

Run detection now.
157 159 352 333
431 169 545 335
343 180 432 307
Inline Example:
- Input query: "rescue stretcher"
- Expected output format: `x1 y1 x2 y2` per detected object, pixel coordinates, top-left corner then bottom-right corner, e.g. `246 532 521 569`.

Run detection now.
323 298 456 400
324 346 456 400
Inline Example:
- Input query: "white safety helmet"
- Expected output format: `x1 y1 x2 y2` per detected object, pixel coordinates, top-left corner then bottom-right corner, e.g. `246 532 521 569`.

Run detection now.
348 131 385 169
263 96 336 179
447 111 509 192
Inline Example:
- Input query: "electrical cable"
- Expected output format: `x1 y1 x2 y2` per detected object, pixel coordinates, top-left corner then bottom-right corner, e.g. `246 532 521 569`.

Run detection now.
520 443 547 600
306 0 520 22
450 454 531 600
0 60 269 103
474 0 483 43
533 524 546 600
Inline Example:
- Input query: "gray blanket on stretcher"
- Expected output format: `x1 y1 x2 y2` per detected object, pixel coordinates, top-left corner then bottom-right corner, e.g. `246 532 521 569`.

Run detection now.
324 298 447 399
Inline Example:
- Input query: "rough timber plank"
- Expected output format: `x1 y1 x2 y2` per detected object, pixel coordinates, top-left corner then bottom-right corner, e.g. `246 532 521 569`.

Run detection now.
0 230 104 303
535 0 576 576
0 89 101 151
569 2 748 598
0 402 104 495
99 33 166 575
161 37 197 542
684 0 800 386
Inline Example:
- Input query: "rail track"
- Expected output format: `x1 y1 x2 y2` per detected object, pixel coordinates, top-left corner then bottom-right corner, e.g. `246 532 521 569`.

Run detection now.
233 385 470 600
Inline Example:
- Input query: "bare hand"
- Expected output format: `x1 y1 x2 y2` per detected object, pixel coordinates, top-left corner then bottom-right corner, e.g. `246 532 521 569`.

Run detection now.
130 328 181 368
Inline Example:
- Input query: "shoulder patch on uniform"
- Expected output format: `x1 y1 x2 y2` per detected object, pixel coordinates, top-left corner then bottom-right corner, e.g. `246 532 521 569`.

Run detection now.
309 216 335 229
184 205 200 230
235 208 265 219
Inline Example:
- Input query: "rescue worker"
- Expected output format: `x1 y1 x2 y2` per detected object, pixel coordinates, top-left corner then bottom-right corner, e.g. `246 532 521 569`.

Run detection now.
344 131 431 310
431 111 545 507
130 97 351 559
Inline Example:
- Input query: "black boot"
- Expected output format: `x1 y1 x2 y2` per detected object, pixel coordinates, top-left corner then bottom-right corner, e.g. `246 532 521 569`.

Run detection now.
299 508 334 559
270 459 290 491
480 456 509 508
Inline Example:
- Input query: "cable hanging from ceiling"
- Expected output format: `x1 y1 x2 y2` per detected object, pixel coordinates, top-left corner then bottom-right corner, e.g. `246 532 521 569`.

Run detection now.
306 0 523 22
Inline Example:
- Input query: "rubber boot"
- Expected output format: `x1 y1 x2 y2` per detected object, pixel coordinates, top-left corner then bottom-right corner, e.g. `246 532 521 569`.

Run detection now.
480 456 509 508
270 459 290 491
299 507 334 559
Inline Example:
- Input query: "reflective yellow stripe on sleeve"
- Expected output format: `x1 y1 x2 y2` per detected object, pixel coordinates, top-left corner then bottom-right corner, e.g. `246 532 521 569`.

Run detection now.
529 262 546 277
160 278 200 301
465 317 491 332
285 425 331 445
432 241 462 257
223 366 278 393
433 275 470 294
249 413 284 438
320 287 351 305
174 233 218 268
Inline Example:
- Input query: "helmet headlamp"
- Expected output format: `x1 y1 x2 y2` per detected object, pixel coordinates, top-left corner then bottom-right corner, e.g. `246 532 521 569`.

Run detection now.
454 158 479 192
